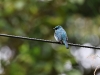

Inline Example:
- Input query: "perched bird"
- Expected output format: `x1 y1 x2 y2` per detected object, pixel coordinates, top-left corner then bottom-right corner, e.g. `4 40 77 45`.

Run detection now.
53 25 69 49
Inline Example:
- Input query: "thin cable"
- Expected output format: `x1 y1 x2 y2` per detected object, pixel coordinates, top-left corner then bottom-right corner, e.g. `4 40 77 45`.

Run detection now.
0 34 100 49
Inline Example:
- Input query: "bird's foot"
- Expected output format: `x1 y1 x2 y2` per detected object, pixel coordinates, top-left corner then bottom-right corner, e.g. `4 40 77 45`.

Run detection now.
59 41 63 44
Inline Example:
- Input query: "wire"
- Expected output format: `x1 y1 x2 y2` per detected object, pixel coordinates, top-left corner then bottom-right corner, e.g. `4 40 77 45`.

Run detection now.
0 34 100 49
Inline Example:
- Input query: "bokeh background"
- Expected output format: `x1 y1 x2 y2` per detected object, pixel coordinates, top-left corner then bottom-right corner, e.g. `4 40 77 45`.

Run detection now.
0 0 100 75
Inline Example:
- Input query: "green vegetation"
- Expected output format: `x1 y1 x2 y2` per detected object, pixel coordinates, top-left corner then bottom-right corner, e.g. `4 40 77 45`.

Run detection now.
0 0 100 75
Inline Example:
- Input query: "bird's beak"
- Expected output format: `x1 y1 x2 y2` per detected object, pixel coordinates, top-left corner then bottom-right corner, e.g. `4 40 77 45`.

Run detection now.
53 28 55 30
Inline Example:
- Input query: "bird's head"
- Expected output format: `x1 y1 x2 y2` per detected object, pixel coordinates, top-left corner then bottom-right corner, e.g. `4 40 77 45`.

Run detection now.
53 25 62 30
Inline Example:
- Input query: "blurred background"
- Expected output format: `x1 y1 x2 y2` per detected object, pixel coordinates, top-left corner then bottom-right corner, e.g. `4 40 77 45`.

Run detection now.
0 0 100 75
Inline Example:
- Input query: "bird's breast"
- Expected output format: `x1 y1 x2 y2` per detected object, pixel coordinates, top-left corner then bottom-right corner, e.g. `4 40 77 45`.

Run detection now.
54 34 59 41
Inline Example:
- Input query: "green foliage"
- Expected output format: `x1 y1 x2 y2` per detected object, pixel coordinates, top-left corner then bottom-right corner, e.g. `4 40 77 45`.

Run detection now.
10 63 26 75
0 0 100 75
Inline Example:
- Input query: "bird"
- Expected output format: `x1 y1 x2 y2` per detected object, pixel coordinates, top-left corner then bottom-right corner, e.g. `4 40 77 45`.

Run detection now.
53 25 69 49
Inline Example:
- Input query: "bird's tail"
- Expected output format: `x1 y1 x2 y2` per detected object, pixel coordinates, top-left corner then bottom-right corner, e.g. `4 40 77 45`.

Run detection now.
63 40 69 49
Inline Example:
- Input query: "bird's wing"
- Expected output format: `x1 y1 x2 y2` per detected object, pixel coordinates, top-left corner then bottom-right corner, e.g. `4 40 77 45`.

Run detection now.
61 29 68 41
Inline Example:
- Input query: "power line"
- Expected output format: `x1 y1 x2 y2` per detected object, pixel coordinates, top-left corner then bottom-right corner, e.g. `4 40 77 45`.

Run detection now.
0 34 100 49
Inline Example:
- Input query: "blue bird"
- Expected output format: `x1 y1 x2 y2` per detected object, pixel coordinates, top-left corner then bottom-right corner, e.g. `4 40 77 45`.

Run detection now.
53 25 69 49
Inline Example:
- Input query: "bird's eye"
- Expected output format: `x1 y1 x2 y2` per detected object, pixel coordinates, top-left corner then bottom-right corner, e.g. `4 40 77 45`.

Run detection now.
55 28 58 30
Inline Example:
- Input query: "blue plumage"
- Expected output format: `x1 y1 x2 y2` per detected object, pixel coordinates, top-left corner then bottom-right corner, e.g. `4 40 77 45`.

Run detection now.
53 25 69 49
